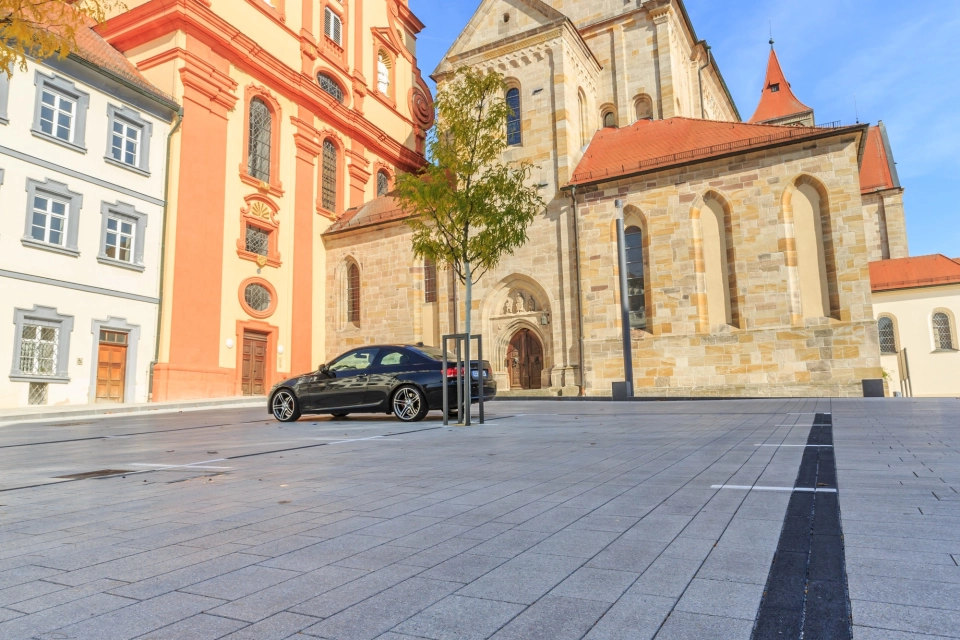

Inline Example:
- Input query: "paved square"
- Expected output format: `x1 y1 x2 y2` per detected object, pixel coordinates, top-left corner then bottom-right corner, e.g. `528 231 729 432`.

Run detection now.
0 399 957 639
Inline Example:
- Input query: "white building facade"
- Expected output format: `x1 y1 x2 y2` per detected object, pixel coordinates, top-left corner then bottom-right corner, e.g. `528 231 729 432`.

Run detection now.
0 40 178 407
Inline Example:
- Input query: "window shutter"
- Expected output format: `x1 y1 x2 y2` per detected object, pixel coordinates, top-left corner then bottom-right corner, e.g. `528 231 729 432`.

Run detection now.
325 8 342 46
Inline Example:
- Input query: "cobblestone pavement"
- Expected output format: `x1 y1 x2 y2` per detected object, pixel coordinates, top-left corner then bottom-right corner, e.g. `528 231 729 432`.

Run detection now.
0 399 956 640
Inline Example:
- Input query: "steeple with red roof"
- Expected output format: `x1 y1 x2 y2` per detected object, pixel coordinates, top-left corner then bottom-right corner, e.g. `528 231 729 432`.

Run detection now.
748 40 815 126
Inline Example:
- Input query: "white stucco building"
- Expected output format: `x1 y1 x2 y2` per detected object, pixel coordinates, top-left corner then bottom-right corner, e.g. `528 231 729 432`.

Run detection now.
870 255 960 397
0 28 178 407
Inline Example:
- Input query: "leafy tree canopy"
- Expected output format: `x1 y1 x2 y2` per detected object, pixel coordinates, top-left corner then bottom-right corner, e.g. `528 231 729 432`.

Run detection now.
0 0 125 78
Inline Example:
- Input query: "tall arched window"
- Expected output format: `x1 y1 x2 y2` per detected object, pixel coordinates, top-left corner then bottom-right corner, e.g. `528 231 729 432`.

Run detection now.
624 226 646 331
878 316 897 354
317 72 344 103
424 259 437 303
506 87 521 146
792 181 837 319
322 140 337 212
933 312 954 350
377 50 391 95
347 263 360 324
247 97 271 182
377 170 390 197
578 90 588 146
701 197 735 328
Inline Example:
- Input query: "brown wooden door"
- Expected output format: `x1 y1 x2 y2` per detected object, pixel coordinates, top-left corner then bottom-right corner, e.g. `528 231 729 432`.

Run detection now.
506 329 543 390
242 332 268 396
96 343 126 403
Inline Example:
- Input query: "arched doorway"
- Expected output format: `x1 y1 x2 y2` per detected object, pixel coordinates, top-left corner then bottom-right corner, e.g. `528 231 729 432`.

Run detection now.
506 329 543 390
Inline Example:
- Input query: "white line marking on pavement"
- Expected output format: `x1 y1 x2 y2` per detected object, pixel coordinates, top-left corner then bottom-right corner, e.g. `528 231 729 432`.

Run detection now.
711 484 837 493
754 444 834 448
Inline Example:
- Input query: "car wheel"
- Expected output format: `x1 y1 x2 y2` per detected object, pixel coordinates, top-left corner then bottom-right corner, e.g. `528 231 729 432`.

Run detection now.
271 389 301 422
392 386 428 422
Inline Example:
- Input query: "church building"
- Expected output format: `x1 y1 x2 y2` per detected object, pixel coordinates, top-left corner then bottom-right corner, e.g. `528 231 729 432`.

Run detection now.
323 0 907 398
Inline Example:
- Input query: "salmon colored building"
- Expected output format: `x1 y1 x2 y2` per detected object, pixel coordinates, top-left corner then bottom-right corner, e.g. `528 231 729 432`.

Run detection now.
98 0 434 400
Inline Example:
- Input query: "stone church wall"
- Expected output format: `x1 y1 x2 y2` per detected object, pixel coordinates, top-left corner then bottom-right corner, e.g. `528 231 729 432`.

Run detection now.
576 135 883 397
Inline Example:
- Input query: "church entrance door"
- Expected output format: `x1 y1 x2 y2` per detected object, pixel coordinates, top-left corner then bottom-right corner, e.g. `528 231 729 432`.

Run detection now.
507 329 543 390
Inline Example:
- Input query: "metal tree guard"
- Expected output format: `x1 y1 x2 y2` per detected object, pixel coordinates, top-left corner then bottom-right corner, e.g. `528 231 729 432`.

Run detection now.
441 333 485 426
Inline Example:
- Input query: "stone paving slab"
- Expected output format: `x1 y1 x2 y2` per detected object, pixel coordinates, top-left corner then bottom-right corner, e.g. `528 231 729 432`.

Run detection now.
0 399 956 639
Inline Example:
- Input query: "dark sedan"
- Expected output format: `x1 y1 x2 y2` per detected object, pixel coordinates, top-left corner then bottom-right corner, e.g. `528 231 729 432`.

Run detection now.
267 344 496 422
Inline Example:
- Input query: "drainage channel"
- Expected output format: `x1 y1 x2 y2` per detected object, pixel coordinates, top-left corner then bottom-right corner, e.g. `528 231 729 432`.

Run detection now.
751 412 853 639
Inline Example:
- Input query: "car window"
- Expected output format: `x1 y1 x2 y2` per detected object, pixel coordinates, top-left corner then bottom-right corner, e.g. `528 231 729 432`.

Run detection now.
329 348 378 372
377 350 410 367
410 346 444 361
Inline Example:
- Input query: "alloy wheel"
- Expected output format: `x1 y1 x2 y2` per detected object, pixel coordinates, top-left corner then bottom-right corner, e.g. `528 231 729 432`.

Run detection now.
272 390 296 421
393 387 421 421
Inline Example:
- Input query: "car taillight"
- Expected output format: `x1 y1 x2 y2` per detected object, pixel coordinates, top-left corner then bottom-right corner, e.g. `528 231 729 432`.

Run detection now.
444 367 461 378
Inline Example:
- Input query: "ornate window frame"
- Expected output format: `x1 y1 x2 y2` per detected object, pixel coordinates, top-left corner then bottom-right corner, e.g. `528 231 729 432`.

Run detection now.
319 1 349 68
236 193 282 268
22 178 83 257
10 306 74 383
98 201 148 271
372 42 397 107
373 162 393 197
105 104 153 175
239 85 283 196
246 0 286 25
239 277 278 319
32 71 90 153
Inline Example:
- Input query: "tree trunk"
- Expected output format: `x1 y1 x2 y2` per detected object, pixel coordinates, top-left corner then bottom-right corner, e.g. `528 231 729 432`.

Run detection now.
463 258 472 426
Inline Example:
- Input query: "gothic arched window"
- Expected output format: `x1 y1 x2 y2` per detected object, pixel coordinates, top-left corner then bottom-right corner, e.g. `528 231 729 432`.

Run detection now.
878 316 897 354
506 87 521 146
377 170 390 197
347 263 360 324
625 225 646 331
322 140 338 213
247 97 271 182
934 312 954 350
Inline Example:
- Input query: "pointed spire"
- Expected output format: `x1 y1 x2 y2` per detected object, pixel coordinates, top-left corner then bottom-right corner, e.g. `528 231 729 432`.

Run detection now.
748 46 814 125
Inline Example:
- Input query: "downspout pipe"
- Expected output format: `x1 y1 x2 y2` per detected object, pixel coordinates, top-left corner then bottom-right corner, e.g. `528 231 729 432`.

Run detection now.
149 106 184 401
571 185 586 396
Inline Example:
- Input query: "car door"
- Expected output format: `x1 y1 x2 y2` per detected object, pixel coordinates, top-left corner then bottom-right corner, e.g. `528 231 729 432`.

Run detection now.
318 348 379 410
364 348 415 407
296 367 333 411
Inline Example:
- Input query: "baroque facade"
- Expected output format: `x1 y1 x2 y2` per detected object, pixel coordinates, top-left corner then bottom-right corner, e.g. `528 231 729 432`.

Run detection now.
325 0 910 398
0 21 178 407
98 0 435 400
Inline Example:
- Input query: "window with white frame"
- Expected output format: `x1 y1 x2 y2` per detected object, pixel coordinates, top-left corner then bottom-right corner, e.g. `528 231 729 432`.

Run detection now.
10 306 73 383
110 119 140 167
19 324 59 376
39 89 76 142
98 201 147 270
105 105 152 173
30 194 68 246
325 7 342 46
33 72 89 151
104 216 135 263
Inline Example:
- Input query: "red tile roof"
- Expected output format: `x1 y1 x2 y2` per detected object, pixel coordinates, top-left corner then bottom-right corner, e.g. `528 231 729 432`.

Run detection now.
323 195 410 235
37 4 174 105
859 125 896 194
870 255 960 292
568 117 855 187
748 48 813 124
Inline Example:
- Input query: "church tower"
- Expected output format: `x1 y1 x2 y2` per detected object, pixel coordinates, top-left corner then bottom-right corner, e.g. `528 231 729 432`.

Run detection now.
748 42 815 126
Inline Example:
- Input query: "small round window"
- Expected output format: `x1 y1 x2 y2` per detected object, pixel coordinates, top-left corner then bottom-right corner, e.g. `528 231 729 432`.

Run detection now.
245 283 271 312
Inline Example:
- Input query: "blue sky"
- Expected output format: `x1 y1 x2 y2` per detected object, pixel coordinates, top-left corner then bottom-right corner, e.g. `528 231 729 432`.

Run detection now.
408 0 960 258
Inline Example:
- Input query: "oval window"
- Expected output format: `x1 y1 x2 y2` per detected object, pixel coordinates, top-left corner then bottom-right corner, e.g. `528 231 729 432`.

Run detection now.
244 283 272 312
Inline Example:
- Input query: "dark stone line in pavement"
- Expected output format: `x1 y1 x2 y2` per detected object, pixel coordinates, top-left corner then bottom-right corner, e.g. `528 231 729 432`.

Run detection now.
751 412 853 640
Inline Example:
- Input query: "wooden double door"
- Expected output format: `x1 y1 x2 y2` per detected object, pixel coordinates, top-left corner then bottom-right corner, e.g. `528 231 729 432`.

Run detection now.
507 329 543 390
96 331 128 403
242 332 268 396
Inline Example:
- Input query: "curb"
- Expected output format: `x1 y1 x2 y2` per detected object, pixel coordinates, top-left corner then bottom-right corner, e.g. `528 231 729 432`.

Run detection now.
0 396 265 426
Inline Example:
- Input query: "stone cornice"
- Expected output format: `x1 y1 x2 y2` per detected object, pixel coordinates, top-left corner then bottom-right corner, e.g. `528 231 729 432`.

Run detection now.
98 0 427 173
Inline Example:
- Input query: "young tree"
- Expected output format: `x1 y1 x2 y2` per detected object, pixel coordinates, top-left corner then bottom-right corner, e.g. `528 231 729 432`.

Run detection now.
395 67 544 409
1 0 125 78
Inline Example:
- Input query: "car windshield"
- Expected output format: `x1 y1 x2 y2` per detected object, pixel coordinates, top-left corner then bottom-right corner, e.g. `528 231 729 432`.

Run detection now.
329 348 378 372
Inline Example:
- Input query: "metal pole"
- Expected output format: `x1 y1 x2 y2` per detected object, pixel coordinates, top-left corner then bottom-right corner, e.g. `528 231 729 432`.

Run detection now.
456 337 463 424
615 199 634 393
442 339 449 426
477 335 484 424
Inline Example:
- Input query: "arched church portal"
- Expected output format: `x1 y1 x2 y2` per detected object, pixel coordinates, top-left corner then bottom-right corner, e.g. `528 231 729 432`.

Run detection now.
506 328 543 390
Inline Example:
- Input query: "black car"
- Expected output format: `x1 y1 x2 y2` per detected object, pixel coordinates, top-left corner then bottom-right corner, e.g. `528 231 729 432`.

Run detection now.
267 344 496 423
